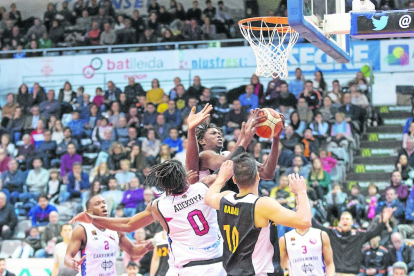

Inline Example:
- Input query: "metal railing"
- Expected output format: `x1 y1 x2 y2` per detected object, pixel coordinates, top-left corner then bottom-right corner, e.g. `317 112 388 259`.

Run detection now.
0 38 249 58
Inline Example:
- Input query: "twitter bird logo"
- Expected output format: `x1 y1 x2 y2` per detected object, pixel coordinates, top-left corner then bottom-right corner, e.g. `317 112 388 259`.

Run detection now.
372 15 389 31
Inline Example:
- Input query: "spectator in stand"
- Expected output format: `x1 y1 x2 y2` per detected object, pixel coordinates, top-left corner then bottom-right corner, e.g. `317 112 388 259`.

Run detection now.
147 12 160 34
347 184 366 226
141 128 161 161
187 0 202 22
2 159 25 204
290 111 306 135
164 100 182 128
359 236 390 276
139 29 157 50
148 0 160 14
104 81 122 108
146 78 165 105
25 18 46 40
296 97 314 124
199 88 217 106
217 0 233 30
87 20 101 45
12 227 42 259
115 160 136 190
107 142 128 174
60 143 82 181
102 178 124 216
131 9 145 38
281 125 301 151
121 177 144 217
399 138 414 168
238 84 259 112
15 135 34 168
181 19 203 40
163 127 183 154
30 194 58 227
326 80 343 106
125 76 145 104
29 83 47 107
339 92 364 133
310 112 329 138
308 158 330 200
0 192 17 239
174 85 188 110
170 78 183 100
26 158 49 196
67 111 85 140
393 262 409 276
116 19 137 44
100 22 116 45
269 175 295 209
278 82 297 109
396 154 414 181
320 96 338 122
128 145 148 174
314 70 327 93
0 134 14 157
40 90 61 120
299 80 322 110
90 162 111 190
7 107 25 143
56 127 80 158
376 187 405 224
289 68 305 98
46 169 61 203
155 144 171 164
328 112 352 149
36 211 62 258
0 258 15 276
49 20 65 46
24 105 46 134
389 170 409 202
158 6 172 25
154 114 171 142
75 10 91 31
16 86 30 113
52 224 76 276
143 103 158 130
88 0 100 16
30 120 45 147
92 87 105 109
225 100 248 134
403 122 414 149
351 85 370 108
302 129 319 158
285 155 311 179
67 162 89 201
187 76 205 99
1 93 18 128
389 232 414 276
318 149 337 173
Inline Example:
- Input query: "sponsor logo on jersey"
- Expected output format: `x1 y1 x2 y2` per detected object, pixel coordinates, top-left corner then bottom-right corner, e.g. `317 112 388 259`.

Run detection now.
92 230 97 235
223 205 239 216
182 194 187 199
301 263 315 273
101 260 114 271
291 237 295 241
309 238 317 244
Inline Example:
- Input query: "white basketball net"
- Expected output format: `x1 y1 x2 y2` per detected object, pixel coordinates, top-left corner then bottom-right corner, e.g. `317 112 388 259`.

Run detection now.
239 19 299 79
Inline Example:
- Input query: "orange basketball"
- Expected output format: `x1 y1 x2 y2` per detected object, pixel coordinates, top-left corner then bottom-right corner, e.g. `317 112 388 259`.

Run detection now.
255 108 284 138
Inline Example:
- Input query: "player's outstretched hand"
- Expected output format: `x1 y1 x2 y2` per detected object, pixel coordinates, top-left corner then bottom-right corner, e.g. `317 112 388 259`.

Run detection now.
70 211 93 224
139 239 155 252
382 207 394 223
70 255 86 272
188 104 213 130
218 160 234 181
187 170 199 184
288 173 306 195
274 113 285 138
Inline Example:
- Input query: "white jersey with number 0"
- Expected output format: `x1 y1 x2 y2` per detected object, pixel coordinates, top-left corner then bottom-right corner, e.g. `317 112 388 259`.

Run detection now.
285 228 325 276
157 182 223 269
77 222 119 276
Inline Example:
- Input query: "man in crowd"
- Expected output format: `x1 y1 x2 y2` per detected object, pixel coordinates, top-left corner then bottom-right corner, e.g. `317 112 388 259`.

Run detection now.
163 128 183 154
124 76 145 104
2 159 26 204
224 99 248 134
36 211 62 258
359 236 390 276
376 187 406 223
389 232 414 276
39 90 60 120
60 143 82 182
52 224 76 276
36 130 57 168
67 162 90 200
0 258 15 276
30 194 58 228
238 84 258 112
164 100 181 128
154 114 171 142
393 262 409 276
0 192 17 239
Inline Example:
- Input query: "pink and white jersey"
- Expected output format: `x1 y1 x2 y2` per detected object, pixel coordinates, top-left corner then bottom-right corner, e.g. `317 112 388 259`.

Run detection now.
157 182 223 269
77 223 119 276
199 151 230 180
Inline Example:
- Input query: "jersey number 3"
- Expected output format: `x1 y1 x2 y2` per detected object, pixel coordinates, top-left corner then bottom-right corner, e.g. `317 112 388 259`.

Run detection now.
223 225 239 253
187 210 210 236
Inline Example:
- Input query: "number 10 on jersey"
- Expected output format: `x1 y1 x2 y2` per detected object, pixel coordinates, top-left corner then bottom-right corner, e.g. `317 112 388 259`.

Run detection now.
223 225 239 253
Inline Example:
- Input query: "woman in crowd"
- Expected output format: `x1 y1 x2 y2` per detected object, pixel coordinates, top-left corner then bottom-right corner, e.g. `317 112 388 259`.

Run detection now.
141 129 161 161
1 93 19 128
90 162 111 190
250 74 265 105
129 144 149 174
17 84 30 113
91 118 112 146
7 106 25 142
0 133 15 157
308 158 331 200
290 111 306 135
58 81 76 115
146 78 165 105
51 120 64 144
314 70 327 93
328 112 352 148
107 142 128 175
326 184 347 225
396 154 414 181
319 96 337 122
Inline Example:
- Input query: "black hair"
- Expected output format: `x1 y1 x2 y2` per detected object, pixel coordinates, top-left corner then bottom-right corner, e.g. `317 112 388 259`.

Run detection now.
232 152 258 187
127 261 139 268
85 194 101 210
195 121 221 151
38 193 48 200
145 160 187 195
305 80 313 85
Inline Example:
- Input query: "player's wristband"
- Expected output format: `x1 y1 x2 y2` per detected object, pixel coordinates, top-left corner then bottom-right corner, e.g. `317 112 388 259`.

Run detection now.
213 146 246 175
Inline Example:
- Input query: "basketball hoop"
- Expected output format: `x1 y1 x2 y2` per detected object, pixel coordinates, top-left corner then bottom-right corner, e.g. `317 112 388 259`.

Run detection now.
238 17 299 79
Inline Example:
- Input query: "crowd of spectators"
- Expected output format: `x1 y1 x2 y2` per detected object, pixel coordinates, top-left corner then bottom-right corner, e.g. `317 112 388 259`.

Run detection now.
0 0 236 57
0 67 411 275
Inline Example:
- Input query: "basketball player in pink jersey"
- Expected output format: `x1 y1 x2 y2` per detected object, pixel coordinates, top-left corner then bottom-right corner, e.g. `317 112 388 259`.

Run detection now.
186 104 284 185
65 195 154 275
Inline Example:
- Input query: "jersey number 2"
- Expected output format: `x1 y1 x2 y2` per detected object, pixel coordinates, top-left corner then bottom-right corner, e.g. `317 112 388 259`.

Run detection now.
104 241 109 250
223 225 239 253
187 209 210 236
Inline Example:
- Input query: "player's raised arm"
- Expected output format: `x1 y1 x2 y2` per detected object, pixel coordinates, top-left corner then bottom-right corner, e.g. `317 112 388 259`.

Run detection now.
321 231 335 276
186 104 213 183
257 113 285 180
256 174 312 230
204 160 234 210
118 231 154 258
64 226 86 272
70 202 155 233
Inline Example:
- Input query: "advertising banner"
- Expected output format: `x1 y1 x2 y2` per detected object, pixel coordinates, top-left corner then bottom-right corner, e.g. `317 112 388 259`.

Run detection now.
380 39 414 72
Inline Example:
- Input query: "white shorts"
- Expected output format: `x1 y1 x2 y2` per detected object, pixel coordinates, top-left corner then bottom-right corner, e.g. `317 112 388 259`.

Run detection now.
166 261 226 276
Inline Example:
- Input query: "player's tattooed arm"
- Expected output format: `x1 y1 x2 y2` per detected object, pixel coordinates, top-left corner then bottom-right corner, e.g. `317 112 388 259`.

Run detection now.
278 236 288 270
118 231 154 258
204 160 234 210
64 226 87 272
70 203 155 233
186 104 213 183
322 231 335 276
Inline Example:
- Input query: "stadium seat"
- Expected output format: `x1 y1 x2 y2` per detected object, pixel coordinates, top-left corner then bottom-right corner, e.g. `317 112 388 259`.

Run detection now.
0 240 22 258
13 220 31 239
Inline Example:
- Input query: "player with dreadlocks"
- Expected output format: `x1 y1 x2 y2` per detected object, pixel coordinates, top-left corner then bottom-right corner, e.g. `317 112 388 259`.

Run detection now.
186 104 285 187
70 159 227 276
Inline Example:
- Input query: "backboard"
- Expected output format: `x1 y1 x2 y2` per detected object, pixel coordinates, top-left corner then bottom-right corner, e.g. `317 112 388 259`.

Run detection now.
288 0 351 63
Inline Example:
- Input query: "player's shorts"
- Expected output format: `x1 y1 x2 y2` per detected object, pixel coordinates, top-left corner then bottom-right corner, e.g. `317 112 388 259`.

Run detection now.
166 260 226 276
